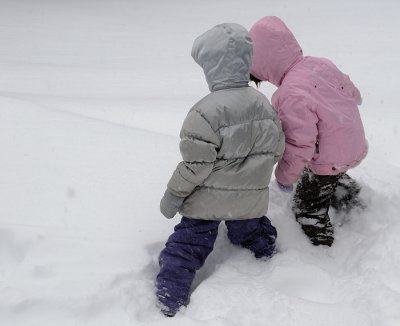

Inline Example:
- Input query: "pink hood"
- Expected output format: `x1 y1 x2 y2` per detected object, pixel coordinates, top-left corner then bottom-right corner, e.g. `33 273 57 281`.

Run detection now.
250 16 367 185
249 16 303 86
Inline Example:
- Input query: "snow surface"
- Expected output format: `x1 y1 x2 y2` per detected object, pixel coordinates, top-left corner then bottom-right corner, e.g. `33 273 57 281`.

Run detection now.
1 0 400 325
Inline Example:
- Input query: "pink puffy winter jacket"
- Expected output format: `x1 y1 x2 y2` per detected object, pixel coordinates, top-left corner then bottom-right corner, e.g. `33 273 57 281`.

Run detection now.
249 16 368 185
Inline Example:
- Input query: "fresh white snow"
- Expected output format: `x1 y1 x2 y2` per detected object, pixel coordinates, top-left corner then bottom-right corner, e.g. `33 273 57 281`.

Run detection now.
1 0 399 325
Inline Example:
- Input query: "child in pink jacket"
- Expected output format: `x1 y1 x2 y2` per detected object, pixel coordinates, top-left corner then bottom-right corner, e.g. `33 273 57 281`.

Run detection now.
249 16 368 246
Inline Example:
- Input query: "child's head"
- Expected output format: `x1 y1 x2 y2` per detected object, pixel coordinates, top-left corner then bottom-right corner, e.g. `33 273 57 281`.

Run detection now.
191 23 253 92
249 16 303 86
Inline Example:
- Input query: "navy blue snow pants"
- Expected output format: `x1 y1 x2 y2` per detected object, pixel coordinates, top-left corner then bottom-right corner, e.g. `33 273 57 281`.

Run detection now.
156 216 277 316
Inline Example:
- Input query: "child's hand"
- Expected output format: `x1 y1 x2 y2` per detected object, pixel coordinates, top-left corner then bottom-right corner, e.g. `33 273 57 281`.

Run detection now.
276 180 294 193
160 190 185 219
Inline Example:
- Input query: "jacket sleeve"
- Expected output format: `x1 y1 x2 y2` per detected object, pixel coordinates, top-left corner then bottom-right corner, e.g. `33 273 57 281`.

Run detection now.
343 73 362 105
321 58 362 105
167 110 220 197
273 116 285 163
274 95 318 185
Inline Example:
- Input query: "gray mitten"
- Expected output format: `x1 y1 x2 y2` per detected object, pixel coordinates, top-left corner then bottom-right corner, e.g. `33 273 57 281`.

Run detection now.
160 190 185 219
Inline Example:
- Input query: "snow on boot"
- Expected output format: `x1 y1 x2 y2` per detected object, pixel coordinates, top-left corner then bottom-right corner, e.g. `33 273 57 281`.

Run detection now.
297 215 334 246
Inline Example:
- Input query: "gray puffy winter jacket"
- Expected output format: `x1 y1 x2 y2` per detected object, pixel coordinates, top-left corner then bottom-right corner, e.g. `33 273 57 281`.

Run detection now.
167 23 284 220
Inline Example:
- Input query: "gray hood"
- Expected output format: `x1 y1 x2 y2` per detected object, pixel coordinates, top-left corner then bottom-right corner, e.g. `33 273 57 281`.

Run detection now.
191 23 253 92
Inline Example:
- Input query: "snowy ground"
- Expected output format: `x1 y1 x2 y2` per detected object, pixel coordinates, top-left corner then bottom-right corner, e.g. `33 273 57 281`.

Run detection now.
1 0 400 325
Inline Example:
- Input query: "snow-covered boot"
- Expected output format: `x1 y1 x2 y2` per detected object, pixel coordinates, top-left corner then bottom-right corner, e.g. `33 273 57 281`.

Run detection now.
293 169 342 246
297 214 334 246
331 173 366 213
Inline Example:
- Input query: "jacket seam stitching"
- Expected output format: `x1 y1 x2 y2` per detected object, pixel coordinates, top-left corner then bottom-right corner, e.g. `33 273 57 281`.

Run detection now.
193 110 216 133
218 151 275 160
184 135 217 146
177 167 198 186
182 161 215 165
216 117 271 133
202 186 269 191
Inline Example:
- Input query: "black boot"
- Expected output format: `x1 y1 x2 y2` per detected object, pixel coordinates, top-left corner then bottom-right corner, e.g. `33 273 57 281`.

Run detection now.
331 173 366 213
297 214 334 246
293 169 342 246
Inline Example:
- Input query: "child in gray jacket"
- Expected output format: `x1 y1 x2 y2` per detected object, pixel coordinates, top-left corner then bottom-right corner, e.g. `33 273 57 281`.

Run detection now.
157 23 285 317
